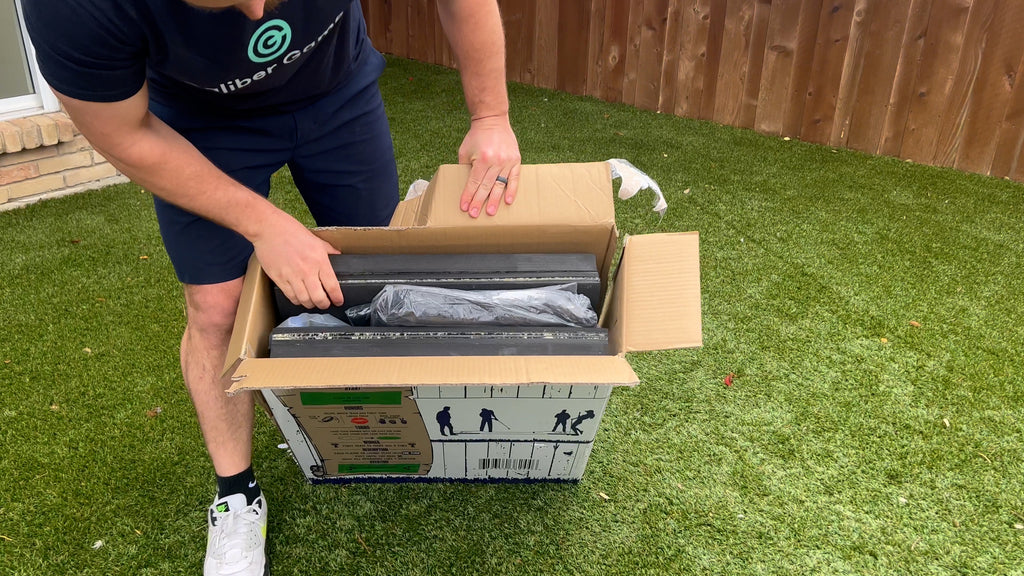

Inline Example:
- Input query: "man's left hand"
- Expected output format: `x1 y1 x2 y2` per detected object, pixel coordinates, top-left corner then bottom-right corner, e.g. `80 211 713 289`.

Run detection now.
458 113 521 218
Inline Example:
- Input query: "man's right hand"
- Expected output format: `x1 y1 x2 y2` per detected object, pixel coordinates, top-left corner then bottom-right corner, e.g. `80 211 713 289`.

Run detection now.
250 213 344 310
54 83 344 309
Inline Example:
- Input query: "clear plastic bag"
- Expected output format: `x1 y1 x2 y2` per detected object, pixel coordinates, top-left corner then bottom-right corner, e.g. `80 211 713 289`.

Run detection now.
344 303 373 326
277 313 349 328
370 283 598 327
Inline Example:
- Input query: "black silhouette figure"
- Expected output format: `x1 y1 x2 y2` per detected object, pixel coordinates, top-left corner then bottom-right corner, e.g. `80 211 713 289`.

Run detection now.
479 408 497 432
436 406 454 436
571 410 596 435
552 409 571 433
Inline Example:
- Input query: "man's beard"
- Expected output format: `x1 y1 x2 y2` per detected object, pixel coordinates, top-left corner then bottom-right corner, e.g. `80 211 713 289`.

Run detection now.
262 0 286 12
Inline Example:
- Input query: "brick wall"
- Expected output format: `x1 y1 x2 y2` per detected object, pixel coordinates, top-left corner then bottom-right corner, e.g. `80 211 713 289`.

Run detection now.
0 112 127 210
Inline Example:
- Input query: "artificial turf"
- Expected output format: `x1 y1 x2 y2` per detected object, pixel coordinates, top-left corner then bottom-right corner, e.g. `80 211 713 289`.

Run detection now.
1 56 1022 575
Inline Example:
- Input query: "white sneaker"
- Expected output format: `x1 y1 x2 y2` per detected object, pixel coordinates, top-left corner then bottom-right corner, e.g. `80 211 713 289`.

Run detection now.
204 492 268 576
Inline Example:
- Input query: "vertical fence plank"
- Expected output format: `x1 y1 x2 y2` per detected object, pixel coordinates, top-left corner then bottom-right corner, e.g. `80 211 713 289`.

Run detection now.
586 0 608 98
430 0 454 68
698 0 728 120
557 0 592 96
782 0 824 137
932 0 997 167
829 0 871 147
657 0 685 112
622 0 646 106
990 54 1024 177
714 0 757 126
534 0 559 89
424 0 439 64
673 0 712 118
738 0 772 128
515 0 538 85
755 0 804 135
599 0 630 103
1012 130 1024 180
955 0 1019 174
497 0 521 82
636 0 670 111
413 0 433 62
899 0 973 163
800 0 855 144
879 0 933 157
390 0 408 58
405 0 421 60
845 0 914 154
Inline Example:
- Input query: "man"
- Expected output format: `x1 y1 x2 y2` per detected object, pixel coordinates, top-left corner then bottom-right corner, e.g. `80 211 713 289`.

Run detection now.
571 410 596 436
479 407 496 432
552 409 571 433
436 406 455 437
23 1 521 574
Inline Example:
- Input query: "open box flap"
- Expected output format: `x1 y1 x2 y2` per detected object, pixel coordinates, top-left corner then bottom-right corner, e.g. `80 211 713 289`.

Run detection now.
223 256 273 377
390 163 616 228
226 355 640 393
606 232 702 353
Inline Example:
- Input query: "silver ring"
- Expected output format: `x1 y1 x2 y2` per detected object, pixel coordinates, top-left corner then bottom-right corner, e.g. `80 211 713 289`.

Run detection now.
495 176 508 185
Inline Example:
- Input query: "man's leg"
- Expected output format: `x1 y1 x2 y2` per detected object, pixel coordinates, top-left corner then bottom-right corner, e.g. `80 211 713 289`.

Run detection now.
181 279 251 477
149 103 291 576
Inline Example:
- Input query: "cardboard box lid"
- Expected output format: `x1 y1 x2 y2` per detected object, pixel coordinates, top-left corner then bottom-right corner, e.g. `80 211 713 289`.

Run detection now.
390 163 616 228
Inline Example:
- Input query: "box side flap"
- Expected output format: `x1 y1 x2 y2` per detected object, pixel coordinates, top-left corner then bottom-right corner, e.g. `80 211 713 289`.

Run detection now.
226 355 639 393
388 186 428 227
597 225 619 312
388 166 441 227
609 232 702 353
223 255 275 377
389 163 615 228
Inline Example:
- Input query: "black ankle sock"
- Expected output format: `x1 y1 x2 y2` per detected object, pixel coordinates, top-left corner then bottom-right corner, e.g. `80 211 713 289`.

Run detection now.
216 466 261 504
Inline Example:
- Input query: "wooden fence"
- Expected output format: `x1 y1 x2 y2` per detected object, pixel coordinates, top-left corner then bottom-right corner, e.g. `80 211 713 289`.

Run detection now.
360 0 1024 182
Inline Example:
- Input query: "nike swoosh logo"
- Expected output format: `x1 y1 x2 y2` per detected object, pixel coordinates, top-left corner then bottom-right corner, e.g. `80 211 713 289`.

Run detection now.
248 480 257 488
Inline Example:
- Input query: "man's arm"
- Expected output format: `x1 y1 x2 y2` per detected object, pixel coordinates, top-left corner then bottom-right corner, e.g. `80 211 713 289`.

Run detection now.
436 0 522 218
56 84 343 309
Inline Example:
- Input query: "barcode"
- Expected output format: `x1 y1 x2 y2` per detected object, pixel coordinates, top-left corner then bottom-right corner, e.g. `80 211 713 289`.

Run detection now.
478 458 541 471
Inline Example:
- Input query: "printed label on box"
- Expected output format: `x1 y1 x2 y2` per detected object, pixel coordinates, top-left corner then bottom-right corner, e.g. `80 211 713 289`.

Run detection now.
264 385 611 482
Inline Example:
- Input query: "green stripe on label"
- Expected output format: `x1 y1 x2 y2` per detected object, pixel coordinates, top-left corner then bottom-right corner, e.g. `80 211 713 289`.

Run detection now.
339 463 421 474
300 391 403 406
377 436 402 440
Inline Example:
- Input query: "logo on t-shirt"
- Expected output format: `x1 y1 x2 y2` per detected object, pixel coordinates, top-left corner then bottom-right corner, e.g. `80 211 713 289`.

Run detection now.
248 19 292 63
202 10 345 95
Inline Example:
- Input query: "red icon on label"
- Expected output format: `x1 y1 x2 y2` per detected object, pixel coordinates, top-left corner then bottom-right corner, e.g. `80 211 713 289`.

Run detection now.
351 417 369 425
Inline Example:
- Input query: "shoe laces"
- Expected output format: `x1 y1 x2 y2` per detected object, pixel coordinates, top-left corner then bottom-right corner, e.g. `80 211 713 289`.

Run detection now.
210 501 263 561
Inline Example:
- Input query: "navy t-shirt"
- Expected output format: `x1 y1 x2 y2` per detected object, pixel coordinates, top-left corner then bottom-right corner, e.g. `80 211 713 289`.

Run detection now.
23 0 383 115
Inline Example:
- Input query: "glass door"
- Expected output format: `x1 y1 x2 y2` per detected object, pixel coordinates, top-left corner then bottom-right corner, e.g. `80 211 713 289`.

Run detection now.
0 0 58 119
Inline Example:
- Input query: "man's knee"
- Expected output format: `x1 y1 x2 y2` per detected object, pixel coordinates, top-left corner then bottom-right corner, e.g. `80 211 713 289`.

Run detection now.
183 279 245 339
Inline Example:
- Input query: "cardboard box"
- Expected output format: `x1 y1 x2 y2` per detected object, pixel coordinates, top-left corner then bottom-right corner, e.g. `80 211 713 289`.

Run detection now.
224 162 702 483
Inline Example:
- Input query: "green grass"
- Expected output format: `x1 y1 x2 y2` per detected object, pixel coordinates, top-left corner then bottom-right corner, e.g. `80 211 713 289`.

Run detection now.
2 56 1023 575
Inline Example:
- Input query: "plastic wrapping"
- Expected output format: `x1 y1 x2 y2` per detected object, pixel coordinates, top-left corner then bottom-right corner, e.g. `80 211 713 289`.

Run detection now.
370 284 599 328
607 158 668 217
277 313 349 328
344 303 373 326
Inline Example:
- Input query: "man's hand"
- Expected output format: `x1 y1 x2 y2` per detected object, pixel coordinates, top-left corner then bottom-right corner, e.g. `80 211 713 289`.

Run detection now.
458 113 521 218
250 212 344 310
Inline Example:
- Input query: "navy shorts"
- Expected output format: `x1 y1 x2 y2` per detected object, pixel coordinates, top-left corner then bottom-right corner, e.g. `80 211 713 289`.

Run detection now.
150 80 399 285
